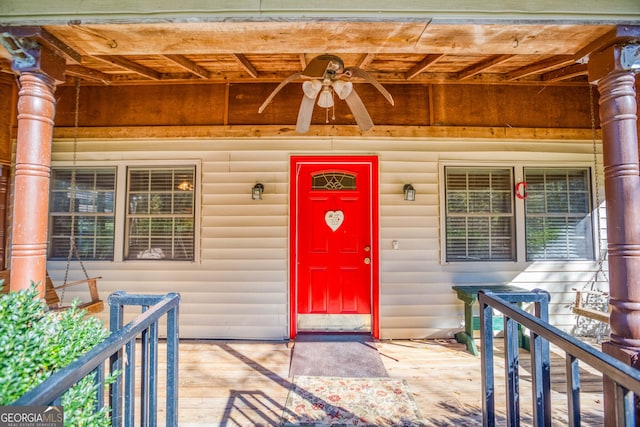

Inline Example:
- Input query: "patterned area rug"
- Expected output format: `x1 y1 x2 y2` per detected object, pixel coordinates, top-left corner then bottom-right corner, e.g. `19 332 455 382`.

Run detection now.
281 376 426 426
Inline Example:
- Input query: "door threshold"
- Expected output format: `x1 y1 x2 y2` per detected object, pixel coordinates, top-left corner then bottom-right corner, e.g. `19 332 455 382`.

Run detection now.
297 314 371 333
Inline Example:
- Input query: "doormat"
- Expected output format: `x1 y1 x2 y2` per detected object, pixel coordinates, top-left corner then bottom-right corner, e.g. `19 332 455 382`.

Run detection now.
289 334 388 378
280 376 426 426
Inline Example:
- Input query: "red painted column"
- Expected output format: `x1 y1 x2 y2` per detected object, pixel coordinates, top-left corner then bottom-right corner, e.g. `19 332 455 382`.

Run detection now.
9 72 57 294
599 71 640 349
589 43 640 425
0 166 10 270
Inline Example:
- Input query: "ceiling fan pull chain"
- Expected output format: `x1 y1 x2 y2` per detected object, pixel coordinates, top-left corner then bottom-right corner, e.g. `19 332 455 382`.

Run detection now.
331 90 336 121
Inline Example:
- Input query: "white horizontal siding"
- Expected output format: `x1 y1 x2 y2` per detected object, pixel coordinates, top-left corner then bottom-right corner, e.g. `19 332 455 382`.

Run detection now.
47 136 607 340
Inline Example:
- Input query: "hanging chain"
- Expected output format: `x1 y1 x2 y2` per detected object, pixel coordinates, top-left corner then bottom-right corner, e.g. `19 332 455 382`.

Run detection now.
589 83 608 288
61 79 90 301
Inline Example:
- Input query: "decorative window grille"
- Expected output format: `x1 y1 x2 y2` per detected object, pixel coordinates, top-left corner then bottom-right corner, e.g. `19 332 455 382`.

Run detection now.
312 172 356 190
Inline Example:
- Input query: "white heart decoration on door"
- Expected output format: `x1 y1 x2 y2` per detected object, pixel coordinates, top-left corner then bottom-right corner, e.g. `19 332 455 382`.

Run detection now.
325 210 344 232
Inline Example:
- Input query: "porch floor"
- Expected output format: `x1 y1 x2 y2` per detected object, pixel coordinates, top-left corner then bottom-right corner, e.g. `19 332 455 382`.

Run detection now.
156 338 603 426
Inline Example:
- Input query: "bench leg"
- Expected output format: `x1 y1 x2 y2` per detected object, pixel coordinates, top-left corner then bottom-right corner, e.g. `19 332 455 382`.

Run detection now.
456 301 479 356
455 331 479 356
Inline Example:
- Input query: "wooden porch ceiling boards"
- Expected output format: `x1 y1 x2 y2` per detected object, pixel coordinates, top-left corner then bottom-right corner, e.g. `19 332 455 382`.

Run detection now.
0 21 616 86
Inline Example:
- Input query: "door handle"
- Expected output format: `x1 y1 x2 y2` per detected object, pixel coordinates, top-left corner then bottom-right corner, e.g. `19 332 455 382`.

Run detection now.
364 257 371 264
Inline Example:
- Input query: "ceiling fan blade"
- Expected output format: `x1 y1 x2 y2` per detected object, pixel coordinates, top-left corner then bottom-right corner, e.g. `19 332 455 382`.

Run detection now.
344 67 395 106
258 72 303 114
343 88 374 131
296 93 318 133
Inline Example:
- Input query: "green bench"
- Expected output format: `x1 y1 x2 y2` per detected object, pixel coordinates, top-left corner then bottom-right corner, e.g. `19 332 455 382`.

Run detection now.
452 284 530 356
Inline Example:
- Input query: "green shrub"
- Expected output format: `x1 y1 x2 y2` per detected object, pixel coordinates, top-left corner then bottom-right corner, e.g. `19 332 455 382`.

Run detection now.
0 283 112 426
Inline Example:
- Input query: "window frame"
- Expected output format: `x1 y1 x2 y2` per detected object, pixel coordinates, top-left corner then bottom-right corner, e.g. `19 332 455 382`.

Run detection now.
444 166 516 262
48 160 201 264
439 161 598 264
124 166 197 261
48 167 117 261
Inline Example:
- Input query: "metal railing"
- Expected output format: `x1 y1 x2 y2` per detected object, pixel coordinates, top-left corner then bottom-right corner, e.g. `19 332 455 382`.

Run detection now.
12 291 180 427
479 289 640 427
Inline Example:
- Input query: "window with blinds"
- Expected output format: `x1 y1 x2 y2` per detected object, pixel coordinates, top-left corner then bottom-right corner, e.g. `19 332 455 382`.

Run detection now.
524 168 594 260
445 167 515 261
49 168 116 260
125 167 195 261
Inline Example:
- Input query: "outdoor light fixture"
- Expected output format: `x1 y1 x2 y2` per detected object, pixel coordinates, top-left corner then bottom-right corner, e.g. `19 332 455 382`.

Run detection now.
252 183 264 200
403 184 416 201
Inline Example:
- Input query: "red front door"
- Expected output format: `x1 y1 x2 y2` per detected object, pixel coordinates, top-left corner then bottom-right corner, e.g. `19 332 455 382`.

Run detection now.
290 156 379 338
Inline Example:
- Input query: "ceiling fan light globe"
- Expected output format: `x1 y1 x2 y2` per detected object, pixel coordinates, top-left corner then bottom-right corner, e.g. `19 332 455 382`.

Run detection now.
332 80 353 100
317 88 334 108
302 80 322 98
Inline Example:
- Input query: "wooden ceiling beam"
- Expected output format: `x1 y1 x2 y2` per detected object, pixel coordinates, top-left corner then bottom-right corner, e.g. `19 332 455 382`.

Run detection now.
0 58 13 74
162 54 211 79
542 63 588 82
507 55 575 81
37 28 83 64
575 25 640 60
356 53 376 70
457 54 514 80
0 72 15 85
406 54 443 80
233 54 258 78
65 64 112 84
94 55 161 80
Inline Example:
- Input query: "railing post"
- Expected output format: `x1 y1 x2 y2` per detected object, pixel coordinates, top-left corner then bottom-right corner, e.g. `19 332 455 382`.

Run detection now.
140 305 150 427
530 291 551 427
504 314 520 426
109 291 126 427
166 296 180 427
566 354 581 427
148 309 159 427
480 293 496 427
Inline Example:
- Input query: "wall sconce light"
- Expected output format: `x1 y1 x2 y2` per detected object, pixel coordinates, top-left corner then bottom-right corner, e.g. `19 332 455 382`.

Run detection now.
252 183 264 200
403 184 416 201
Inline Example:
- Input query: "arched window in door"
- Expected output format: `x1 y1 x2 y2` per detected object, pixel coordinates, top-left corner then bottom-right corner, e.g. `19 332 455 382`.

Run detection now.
312 172 356 190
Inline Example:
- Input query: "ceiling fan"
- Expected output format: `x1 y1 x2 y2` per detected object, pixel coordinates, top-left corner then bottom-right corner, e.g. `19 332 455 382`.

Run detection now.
258 54 395 133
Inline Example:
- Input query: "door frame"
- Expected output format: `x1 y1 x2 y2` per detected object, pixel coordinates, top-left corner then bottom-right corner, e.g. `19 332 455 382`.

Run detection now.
289 155 379 339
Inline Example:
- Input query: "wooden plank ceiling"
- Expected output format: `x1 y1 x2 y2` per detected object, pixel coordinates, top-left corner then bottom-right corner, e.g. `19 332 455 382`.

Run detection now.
0 21 618 86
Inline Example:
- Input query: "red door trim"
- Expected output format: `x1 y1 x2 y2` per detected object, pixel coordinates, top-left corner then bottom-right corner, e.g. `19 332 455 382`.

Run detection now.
289 155 379 339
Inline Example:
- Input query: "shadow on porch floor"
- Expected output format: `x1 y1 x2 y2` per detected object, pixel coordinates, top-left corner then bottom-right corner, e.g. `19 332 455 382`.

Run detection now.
150 338 603 426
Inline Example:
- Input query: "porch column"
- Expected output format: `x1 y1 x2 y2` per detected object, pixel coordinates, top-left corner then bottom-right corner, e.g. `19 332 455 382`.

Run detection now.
0 81 16 270
4 35 65 295
588 42 640 425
